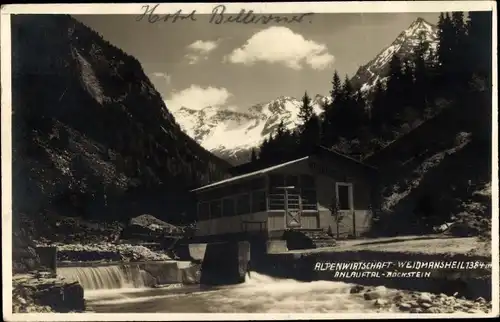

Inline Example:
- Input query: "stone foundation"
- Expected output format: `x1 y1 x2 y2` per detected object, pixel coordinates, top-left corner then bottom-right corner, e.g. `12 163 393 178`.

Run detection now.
200 241 250 285
13 272 85 313
36 247 58 273
266 240 288 253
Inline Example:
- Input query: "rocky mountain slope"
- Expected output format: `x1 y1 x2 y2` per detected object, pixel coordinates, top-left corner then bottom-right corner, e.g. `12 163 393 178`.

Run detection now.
351 17 438 93
365 90 492 237
172 18 438 163
11 14 231 230
174 95 330 164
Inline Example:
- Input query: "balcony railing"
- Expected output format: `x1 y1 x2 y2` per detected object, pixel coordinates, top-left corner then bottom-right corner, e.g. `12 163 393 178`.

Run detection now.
241 220 267 233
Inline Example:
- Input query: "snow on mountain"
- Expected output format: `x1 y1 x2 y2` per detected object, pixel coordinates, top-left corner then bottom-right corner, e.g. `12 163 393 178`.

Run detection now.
172 95 329 164
172 18 438 163
351 17 438 93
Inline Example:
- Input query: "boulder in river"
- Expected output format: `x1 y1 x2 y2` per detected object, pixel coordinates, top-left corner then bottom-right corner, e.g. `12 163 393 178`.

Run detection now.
363 286 387 300
122 214 182 242
374 298 389 307
350 285 364 294
364 291 382 300
417 292 433 304
13 273 85 313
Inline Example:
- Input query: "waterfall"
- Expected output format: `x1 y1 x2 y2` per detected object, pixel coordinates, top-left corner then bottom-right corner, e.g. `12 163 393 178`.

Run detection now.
58 265 147 290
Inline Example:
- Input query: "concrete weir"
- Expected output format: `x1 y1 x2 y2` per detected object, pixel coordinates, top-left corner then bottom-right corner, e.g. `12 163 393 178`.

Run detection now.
55 241 251 289
57 260 201 288
199 241 250 285
50 240 491 301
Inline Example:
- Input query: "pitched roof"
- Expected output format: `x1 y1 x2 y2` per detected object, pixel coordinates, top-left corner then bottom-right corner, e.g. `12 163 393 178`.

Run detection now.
317 146 378 171
190 156 310 193
191 146 378 193
229 145 376 176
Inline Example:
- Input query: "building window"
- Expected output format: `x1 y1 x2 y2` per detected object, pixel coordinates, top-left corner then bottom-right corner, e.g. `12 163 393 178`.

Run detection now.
300 175 315 188
232 183 244 195
287 192 301 210
252 190 267 212
222 198 235 217
269 174 285 188
236 194 251 215
268 173 318 211
198 202 210 220
286 175 299 187
301 189 318 210
336 183 353 211
210 200 222 218
250 177 266 190
269 188 285 210
269 174 286 211
300 175 317 211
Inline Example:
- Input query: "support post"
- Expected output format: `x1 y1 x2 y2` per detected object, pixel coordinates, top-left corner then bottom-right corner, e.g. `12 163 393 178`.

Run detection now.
36 246 57 274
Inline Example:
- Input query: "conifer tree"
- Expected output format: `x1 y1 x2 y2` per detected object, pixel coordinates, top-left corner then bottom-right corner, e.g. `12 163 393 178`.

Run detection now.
401 60 415 108
370 80 387 136
297 91 320 154
465 11 492 141
250 149 258 162
436 12 454 93
298 91 314 128
259 137 270 161
299 114 322 155
466 11 492 82
322 71 342 147
413 31 430 115
330 71 342 103
451 12 468 90
338 76 357 139
276 120 286 139
385 55 404 127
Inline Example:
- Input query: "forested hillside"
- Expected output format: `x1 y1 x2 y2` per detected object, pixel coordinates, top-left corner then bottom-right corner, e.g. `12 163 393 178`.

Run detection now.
253 11 493 236
11 14 231 227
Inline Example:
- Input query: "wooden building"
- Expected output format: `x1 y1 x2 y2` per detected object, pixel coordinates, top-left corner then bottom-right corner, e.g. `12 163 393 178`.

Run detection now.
190 146 378 245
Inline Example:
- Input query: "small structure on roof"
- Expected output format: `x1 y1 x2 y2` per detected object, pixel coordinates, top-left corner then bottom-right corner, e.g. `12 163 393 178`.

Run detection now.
189 146 378 247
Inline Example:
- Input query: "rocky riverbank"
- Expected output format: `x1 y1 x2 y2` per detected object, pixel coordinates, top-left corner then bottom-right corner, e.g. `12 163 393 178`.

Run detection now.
12 271 86 313
351 285 491 313
36 242 173 263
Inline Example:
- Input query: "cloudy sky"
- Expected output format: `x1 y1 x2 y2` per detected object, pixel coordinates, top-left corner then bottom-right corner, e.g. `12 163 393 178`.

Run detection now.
74 12 439 113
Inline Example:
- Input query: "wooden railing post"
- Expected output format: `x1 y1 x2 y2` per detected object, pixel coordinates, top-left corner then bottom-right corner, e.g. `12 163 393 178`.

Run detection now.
352 210 356 238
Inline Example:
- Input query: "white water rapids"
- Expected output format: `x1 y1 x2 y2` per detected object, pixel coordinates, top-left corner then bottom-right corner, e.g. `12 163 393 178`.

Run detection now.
58 266 402 313
58 265 147 290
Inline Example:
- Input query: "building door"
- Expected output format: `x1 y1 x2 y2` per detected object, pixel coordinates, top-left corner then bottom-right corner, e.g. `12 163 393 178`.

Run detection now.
285 188 302 228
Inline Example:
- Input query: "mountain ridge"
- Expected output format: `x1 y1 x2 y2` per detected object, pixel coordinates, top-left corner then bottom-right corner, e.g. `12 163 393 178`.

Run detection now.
12 14 231 225
172 17 439 164
174 94 330 163
351 17 438 92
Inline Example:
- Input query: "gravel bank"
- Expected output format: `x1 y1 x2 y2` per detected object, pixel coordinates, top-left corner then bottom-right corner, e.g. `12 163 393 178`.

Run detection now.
37 242 172 263
12 271 86 313
351 285 491 313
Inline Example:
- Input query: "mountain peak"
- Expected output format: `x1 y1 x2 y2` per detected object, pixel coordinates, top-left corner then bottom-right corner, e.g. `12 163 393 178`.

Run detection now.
351 17 438 93
171 94 326 163
414 17 428 24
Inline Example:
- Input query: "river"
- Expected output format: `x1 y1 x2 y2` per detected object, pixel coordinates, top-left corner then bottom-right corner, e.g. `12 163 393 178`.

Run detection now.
78 272 399 313
55 262 492 315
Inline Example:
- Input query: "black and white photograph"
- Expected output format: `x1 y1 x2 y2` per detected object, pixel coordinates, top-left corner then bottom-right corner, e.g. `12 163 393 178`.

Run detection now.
1 1 498 320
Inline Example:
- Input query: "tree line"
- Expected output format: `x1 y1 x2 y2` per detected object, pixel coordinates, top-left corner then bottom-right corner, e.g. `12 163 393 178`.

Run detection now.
253 12 492 164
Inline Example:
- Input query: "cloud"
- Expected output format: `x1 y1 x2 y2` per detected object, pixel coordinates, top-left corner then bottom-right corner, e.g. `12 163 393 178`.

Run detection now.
165 85 231 111
185 39 220 65
225 26 335 70
185 53 206 65
187 40 219 53
151 72 172 87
